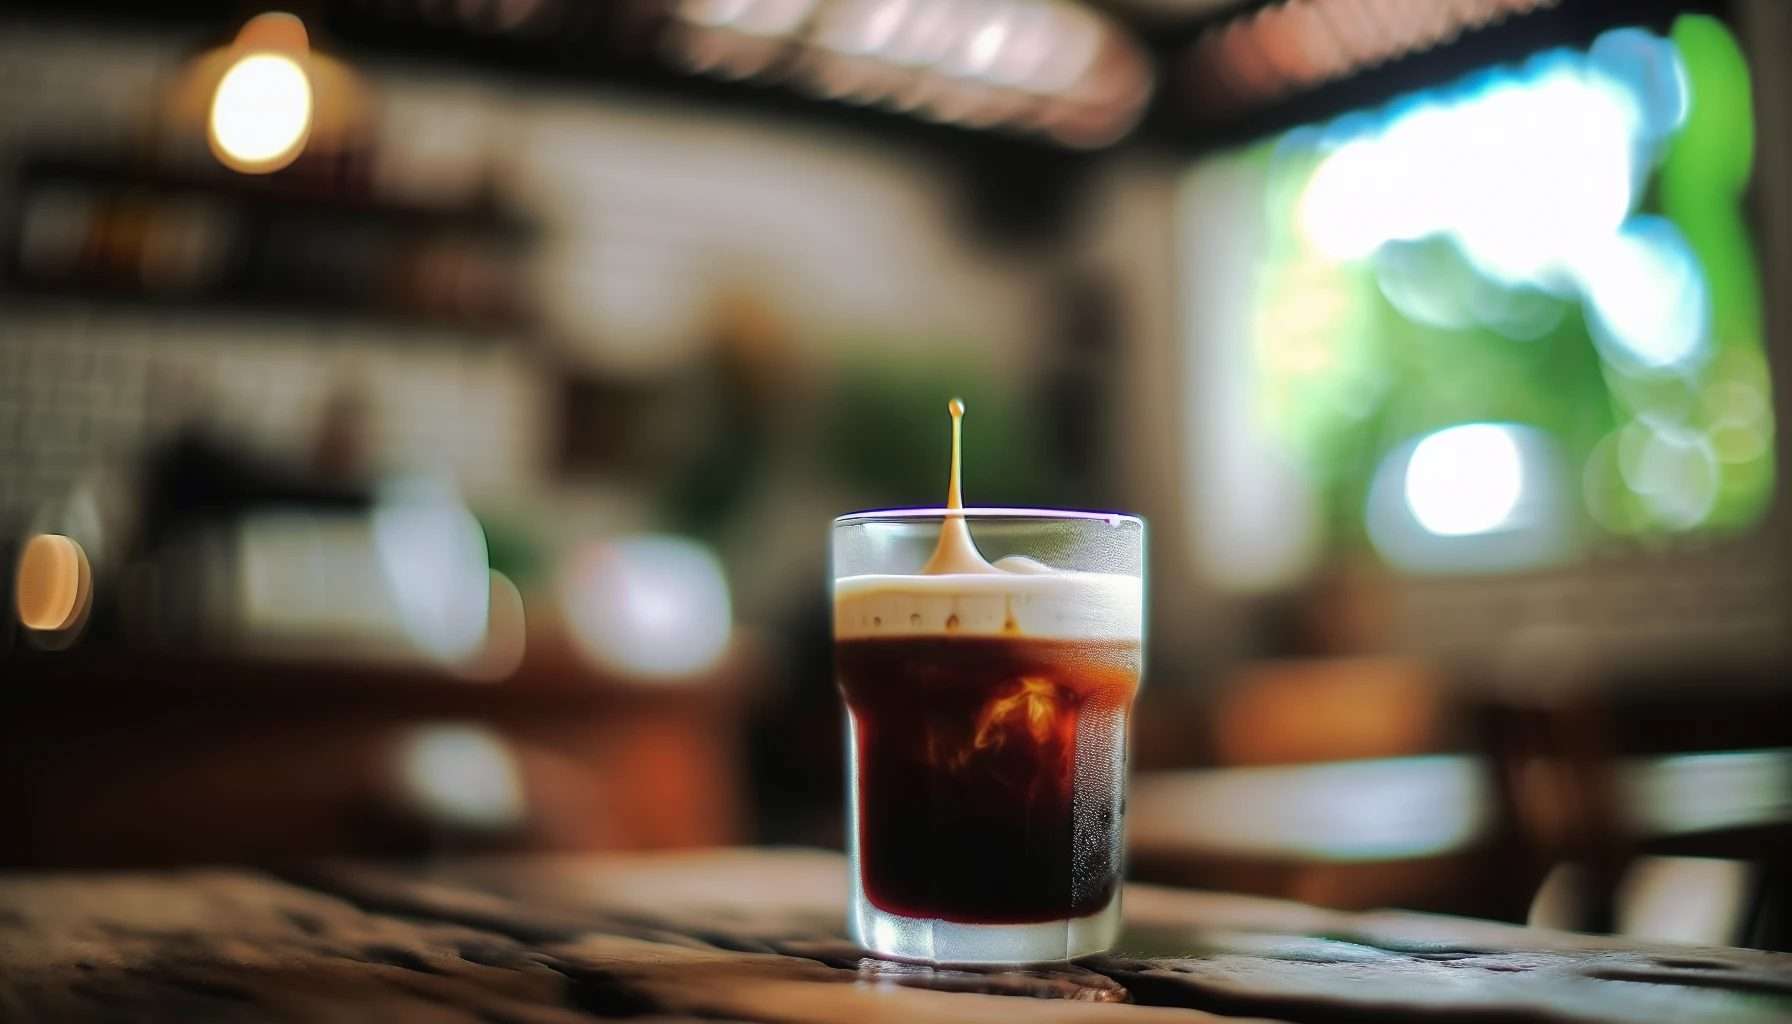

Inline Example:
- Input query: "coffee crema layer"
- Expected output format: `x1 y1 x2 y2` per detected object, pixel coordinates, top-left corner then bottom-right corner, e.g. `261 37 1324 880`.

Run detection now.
833 570 1143 642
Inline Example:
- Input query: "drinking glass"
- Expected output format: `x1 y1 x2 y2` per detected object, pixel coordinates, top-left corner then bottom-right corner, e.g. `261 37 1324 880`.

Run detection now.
833 508 1146 963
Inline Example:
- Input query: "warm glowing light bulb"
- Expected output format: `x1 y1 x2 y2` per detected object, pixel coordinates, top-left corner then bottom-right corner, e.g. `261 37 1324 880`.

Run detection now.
209 52 313 173
1404 424 1525 537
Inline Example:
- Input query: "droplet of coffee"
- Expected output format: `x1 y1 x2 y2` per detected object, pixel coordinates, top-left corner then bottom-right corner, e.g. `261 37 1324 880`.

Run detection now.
946 397 965 511
922 398 997 575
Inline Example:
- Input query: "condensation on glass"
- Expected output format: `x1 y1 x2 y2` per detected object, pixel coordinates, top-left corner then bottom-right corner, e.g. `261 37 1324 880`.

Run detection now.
833 508 1145 963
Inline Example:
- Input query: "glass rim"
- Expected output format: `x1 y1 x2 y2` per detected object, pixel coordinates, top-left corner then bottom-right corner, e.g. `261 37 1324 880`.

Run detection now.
833 506 1143 527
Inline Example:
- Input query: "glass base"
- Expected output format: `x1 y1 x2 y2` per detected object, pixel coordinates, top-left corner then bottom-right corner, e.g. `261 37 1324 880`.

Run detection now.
849 892 1122 964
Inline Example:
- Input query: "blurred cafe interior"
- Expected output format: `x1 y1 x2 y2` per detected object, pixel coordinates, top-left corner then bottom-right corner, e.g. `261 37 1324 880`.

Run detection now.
2 0 1790 952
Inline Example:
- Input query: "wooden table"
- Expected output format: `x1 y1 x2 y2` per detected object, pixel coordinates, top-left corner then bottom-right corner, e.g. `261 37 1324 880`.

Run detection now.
2 850 1788 1023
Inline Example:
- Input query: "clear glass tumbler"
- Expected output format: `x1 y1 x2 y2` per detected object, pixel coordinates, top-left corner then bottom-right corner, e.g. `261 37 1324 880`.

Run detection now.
833 508 1146 963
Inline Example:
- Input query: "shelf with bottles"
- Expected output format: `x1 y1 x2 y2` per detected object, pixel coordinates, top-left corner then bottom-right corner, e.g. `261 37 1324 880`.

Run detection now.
3 154 540 333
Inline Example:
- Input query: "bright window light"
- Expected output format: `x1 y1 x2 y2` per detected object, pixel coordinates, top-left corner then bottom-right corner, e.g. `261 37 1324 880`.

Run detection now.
1184 17 1769 588
1299 61 1642 289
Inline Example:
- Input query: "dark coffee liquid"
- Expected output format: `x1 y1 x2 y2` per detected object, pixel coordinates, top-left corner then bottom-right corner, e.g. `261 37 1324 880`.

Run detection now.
837 635 1140 925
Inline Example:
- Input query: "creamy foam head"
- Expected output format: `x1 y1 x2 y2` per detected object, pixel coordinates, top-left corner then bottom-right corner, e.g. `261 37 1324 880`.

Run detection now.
836 399 1142 642
834 568 1143 642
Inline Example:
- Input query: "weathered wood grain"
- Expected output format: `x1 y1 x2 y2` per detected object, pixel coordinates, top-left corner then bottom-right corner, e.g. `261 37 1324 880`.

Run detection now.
1 850 1787 1023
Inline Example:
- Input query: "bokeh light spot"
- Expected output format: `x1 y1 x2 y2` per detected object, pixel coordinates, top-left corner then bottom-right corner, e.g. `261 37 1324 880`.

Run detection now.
1577 216 1709 372
1405 424 1525 537
562 536 732 680
395 724 526 831
15 533 90 632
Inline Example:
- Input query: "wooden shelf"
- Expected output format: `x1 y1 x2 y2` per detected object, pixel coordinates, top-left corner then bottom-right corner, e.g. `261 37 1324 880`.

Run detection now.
3 154 540 335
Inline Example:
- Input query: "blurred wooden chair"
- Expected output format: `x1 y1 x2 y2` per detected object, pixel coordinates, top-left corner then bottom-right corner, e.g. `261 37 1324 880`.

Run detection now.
1476 660 1792 950
1126 653 1542 917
